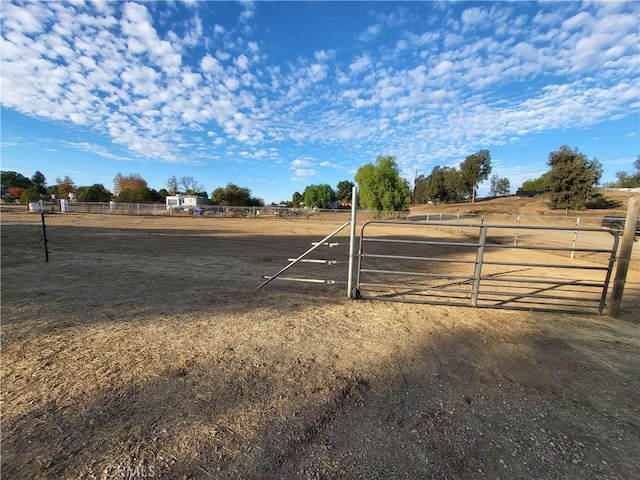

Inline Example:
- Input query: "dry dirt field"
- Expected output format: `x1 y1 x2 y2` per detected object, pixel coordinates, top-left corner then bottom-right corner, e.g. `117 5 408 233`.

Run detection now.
1 200 639 479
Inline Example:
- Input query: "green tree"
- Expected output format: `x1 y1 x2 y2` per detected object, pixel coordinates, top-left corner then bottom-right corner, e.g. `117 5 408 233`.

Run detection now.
20 188 42 202
460 149 492 203
418 168 448 204
158 188 169 201
302 184 336 208
78 184 112 202
1 171 32 189
336 180 355 204
31 171 47 194
118 187 154 202
520 173 549 192
413 174 429 204
414 166 465 204
292 191 303 208
546 145 602 210
211 183 263 206
355 156 411 211
489 175 511 197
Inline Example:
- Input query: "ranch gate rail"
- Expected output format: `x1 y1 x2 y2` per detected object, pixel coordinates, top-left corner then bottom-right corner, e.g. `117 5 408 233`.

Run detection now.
354 220 620 315
259 187 634 316
259 218 622 315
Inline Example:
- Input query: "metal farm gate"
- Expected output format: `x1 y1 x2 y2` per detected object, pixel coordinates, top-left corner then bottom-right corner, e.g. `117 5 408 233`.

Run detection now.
354 220 620 314
259 187 631 315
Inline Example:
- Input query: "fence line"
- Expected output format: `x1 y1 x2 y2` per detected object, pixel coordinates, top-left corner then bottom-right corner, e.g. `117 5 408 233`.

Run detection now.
32 201 632 229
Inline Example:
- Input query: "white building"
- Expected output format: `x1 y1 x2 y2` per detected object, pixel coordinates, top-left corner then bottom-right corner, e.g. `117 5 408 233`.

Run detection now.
165 194 210 210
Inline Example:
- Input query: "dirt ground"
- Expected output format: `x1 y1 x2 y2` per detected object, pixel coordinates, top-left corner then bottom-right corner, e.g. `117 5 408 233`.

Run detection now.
1 206 639 479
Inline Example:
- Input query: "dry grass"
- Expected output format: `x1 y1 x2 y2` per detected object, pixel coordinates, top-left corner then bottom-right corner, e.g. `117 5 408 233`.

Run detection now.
1 201 639 479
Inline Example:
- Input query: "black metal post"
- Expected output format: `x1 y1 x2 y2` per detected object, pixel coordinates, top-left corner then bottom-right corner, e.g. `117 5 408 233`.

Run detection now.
41 210 49 263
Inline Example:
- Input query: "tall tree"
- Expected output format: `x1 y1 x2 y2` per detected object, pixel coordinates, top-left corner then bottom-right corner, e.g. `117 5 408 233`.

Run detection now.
335 180 355 204
211 183 263 206
302 184 336 208
489 175 510 197
413 174 429 204
78 184 112 202
546 145 602 210
291 191 303 208
31 171 47 194
413 166 465 204
460 149 492 203
355 156 411 211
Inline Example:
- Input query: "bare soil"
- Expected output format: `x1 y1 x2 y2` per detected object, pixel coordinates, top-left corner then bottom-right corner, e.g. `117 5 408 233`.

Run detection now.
1 197 639 479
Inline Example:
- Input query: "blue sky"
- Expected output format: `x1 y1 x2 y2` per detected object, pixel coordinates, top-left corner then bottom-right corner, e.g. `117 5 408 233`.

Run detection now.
1 0 638 204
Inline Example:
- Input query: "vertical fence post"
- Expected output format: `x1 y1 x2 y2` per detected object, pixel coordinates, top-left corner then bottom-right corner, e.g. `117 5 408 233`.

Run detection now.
571 217 580 259
40 210 49 263
347 186 358 299
471 225 487 306
608 197 640 318
514 215 520 246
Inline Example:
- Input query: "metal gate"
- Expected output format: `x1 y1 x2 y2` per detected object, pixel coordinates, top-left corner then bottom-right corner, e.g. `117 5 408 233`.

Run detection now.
355 220 620 314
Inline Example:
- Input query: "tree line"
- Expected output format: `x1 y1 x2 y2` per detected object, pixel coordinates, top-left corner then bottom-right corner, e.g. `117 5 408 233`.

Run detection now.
2 146 635 211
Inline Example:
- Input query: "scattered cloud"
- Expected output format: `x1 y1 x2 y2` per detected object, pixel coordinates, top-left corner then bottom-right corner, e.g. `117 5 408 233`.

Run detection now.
61 141 132 161
0 0 638 186
359 24 382 42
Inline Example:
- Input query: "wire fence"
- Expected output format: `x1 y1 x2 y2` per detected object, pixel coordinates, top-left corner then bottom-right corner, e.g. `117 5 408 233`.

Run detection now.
4 200 635 231
52 201 411 223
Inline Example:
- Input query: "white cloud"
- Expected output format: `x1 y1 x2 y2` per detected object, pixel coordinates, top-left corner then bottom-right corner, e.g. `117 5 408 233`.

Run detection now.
349 54 372 74
291 169 317 181
290 158 312 168
461 7 488 26
563 11 591 31
201 54 222 74
235 54 249 70
61 141 132 161
432 60 454 76
359 24 381 42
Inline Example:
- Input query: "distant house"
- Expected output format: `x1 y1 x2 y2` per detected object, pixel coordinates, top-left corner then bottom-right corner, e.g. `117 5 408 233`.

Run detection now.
165 194 211 210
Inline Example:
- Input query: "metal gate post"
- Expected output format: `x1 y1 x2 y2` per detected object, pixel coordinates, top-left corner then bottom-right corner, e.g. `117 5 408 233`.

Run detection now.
347 186 358 298
471 225 488 306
